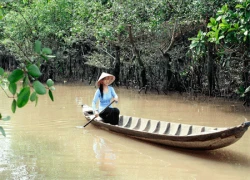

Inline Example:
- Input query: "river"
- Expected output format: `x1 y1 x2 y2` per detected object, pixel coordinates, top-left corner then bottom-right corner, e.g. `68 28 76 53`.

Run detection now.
0 84 250 180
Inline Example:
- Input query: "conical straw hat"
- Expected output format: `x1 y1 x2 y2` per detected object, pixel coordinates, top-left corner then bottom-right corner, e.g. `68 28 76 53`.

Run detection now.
96 72 115 87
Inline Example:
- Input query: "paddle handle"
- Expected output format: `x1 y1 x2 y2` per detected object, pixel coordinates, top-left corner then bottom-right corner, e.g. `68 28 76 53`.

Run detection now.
83 100 116 128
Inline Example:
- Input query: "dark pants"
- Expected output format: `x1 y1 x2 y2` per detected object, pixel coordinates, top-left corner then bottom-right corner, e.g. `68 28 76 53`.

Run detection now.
99 107 120 125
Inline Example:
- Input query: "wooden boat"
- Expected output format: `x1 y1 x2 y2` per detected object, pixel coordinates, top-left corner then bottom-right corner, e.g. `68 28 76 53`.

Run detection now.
82 104 250 150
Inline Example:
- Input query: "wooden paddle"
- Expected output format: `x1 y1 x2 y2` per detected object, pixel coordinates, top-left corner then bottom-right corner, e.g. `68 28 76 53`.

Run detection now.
82 100 116 128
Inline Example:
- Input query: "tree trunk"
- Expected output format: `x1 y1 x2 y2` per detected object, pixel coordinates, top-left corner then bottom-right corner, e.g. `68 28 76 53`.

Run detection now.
112 45 120 86
127 25 147 87
243 59 249 88
207 43 215 95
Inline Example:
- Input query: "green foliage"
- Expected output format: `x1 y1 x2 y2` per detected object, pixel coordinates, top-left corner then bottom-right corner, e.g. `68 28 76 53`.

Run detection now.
236 85 250 97
48 90 54 101
7 69 24 83
33 80 46 95
30 92 37 102
190 0 250 59
11 99 16 113
27 64 42 78
0 40 55 114
0 68 4 76
1 0 248 98
46 79 54 87
16 86 30 108
8 83 17 95
189 30 207 60
34 40 42 53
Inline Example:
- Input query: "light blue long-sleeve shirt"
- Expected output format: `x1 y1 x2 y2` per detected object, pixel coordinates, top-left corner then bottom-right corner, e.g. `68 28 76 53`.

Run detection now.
92 86 118 112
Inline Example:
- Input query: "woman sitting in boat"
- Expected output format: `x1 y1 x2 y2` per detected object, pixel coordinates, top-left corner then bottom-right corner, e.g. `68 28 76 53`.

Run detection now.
92 72 120 125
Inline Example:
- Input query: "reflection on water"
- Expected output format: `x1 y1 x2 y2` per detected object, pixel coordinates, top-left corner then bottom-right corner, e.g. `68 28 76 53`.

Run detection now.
93 137 116 174
0 84 250 179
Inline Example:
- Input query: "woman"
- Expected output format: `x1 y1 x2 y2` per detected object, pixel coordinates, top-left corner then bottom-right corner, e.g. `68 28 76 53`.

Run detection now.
92 72 120 125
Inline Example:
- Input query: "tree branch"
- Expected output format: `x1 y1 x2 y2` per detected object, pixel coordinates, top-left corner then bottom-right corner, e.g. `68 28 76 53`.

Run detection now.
160 20 177 54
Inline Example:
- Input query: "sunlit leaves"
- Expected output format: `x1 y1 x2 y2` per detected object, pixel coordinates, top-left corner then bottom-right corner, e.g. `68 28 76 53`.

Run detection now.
17 87 30 108
191 0 250 62
217 4 228 15
235 4 244 9
33 80 46 95
207 18 217 28
189 30 207 59
7 69 24 83
27 64 42 78
219 19 230 30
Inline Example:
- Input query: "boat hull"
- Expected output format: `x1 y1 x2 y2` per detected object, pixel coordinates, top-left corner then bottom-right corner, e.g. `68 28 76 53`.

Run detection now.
82 105 250 150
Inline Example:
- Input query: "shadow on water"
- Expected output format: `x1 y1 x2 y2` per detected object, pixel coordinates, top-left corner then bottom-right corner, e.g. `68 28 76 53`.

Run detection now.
157 144 250 167
86 128 250 168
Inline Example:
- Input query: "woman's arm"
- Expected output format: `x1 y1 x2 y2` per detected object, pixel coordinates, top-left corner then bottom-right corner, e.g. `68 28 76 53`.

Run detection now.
110 87 118 102
92 89 100 114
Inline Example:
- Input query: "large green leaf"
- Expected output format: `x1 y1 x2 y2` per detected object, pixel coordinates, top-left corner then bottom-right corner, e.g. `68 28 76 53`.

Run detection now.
27 64 42 78
17 87 30 108
0 127 6 137
33 80 46 95
0 67 4 76
8 83 17 95
11 99 17 113
34 40 42 53
7 69 24 83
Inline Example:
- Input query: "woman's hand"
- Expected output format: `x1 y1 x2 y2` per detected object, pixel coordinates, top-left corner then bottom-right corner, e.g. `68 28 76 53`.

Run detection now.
94 111 99 117
113 98 118 103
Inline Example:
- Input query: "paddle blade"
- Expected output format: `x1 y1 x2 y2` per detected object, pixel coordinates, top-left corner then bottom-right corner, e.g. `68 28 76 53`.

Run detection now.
75 126 84 129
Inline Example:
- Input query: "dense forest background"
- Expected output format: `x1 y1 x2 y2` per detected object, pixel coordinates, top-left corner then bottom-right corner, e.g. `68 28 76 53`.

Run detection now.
1 0 250 99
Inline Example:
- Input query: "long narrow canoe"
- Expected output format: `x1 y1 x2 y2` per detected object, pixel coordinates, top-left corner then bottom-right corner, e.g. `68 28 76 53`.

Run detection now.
82 104 250 150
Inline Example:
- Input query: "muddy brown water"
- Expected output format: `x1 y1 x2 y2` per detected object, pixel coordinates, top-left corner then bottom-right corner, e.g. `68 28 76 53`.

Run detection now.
0 84 250 180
